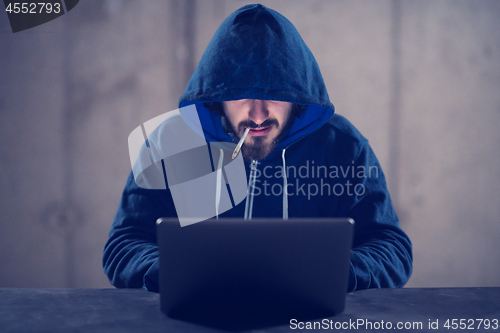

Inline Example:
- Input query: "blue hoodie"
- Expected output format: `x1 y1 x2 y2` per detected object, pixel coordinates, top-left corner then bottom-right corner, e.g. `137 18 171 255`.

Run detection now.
103 4 412 292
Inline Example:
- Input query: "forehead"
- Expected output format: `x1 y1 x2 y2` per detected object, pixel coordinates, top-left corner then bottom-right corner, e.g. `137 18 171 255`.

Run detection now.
222 99 293 110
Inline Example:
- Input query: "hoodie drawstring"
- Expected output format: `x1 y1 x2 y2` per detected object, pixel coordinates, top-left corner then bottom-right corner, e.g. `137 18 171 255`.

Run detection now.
282 149 288 220
242 151 288 220
215 148 224 219
244 160 258 220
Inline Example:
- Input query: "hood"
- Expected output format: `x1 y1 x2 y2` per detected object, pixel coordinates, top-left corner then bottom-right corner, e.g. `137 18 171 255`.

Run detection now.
179 4 335 149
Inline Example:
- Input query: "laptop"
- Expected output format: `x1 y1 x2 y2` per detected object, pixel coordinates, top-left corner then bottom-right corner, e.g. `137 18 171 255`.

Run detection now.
156 218 354 330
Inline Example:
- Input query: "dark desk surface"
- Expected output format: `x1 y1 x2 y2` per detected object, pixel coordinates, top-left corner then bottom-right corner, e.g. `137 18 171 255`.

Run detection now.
1 287 499 332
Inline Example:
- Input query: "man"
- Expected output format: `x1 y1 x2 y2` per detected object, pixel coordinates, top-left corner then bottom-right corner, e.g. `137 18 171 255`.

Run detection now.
103 4 412 292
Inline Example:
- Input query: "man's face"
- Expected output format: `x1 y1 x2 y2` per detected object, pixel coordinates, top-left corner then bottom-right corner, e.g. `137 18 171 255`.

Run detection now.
222 99 294 160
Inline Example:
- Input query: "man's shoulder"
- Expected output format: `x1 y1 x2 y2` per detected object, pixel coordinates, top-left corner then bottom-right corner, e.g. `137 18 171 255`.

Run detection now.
323 114 368 144
307 113 368 150
289 113 369 161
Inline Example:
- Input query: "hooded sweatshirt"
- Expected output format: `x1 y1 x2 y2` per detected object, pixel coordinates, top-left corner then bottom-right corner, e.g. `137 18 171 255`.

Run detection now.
103 4 412 292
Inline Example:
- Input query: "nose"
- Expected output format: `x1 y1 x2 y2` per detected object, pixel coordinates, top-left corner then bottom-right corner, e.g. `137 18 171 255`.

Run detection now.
248 100 269 126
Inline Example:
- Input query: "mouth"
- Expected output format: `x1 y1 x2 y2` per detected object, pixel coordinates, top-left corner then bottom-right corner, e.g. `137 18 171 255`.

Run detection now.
246 126 273 136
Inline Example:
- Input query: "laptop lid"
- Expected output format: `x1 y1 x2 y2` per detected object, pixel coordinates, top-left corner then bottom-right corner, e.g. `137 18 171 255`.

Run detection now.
156 218 354 329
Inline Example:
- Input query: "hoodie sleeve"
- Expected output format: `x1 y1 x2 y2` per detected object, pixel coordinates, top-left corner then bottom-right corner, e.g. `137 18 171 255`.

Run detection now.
342 142 413 292
102 172 176 292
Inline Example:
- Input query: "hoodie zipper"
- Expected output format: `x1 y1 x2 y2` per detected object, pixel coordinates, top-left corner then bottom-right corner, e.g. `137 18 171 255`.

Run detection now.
244 159 259 220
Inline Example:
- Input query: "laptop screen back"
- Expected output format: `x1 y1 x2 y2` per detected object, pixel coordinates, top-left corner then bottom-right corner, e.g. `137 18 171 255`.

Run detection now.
157 218 354 328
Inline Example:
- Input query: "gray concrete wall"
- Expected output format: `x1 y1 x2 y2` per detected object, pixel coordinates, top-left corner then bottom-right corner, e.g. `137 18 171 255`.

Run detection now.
0 0 180 288
398 0 500 287
0 0 499 288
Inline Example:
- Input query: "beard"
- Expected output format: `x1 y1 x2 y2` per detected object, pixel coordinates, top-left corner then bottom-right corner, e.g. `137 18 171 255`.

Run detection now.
240 136 277 161
223 115 295 161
